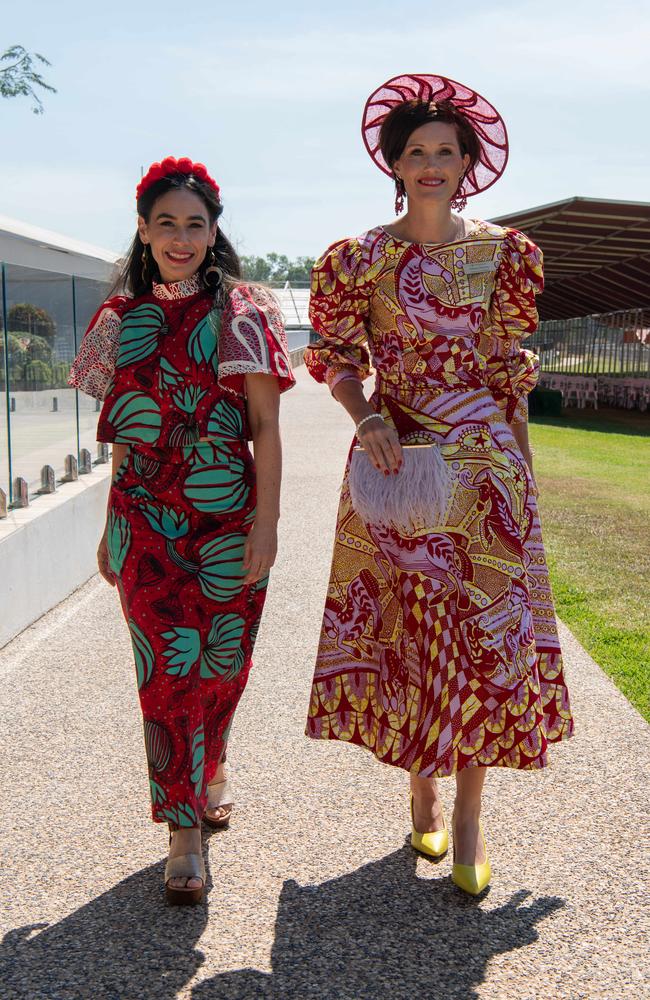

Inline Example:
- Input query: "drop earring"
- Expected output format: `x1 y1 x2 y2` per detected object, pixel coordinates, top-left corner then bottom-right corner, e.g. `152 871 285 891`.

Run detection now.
204 246 223 285
141 244 150 281
394 177 405 216
450 173 468 212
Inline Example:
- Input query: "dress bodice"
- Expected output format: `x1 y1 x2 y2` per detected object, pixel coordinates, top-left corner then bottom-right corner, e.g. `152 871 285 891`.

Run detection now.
305 221 543 423
69 275 295 445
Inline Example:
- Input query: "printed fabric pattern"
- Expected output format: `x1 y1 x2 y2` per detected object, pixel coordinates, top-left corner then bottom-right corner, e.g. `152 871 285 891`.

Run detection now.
107 440 266 825
70 275 294 822
304 221 573 777
68 278 295 415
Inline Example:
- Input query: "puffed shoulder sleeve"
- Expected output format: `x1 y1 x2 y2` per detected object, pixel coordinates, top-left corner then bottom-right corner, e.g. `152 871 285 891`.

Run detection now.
218 284 295 397
304 237 372 393
477 229 543 424
68 296 128 400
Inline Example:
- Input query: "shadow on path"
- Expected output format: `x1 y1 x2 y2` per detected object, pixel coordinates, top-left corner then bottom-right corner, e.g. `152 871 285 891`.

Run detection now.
0 845 564 1000
0 855 210 1000
194 845 565 1000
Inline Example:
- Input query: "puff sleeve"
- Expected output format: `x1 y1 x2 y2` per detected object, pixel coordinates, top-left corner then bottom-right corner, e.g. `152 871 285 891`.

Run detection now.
477 229 543 424
218 285 295 397
68 296 128 400
304 237 373 393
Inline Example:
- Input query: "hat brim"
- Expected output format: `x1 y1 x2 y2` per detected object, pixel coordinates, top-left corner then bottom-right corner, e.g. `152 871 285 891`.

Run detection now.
362 73 509 199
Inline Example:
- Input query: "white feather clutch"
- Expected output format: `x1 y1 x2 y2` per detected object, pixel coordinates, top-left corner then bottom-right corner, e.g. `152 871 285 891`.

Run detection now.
348 443 451 535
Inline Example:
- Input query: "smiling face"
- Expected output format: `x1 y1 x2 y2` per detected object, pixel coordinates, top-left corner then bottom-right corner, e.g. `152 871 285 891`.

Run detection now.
138 187 218 283
392 121 471 209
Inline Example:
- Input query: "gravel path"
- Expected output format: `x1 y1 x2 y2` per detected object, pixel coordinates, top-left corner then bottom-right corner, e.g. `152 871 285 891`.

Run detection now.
1 366 648 1000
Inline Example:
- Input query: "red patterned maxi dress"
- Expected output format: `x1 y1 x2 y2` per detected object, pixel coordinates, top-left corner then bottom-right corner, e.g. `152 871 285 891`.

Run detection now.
304 222 573 776
69 275 294 825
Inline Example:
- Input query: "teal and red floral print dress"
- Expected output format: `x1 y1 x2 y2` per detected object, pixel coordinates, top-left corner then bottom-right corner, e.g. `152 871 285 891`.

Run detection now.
69 275 294 825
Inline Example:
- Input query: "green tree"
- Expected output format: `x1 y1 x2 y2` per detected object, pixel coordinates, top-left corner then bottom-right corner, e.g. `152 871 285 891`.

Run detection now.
8 303 56 343
1 45 56 114
287 256 315 283
239 254 315 284
240 256 272 282
0 334 27 388
26 333 53 364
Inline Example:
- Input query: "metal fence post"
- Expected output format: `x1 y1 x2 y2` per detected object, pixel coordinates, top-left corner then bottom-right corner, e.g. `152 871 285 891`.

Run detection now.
10 477 29 508
79 448 92 474
61 454 78 482
37 465 56 494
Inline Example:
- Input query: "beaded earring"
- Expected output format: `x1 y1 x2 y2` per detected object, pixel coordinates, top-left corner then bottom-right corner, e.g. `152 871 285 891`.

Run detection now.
450 173 468 212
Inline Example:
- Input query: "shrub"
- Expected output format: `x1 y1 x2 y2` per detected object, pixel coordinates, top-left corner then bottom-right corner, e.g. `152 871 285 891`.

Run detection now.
24 359 52 385
52 360 70 387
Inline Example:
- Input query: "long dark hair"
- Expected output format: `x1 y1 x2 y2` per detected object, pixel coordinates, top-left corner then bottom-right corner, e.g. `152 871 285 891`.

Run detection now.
379 100 481 203
112 173 241 304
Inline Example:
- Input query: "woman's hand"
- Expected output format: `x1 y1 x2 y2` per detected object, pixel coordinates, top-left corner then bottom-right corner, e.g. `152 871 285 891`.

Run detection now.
97 528 116 586
242 520 278 585
357 416 403 475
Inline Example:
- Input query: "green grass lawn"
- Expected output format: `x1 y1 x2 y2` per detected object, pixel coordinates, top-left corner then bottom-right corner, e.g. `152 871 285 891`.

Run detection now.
529 406 650 721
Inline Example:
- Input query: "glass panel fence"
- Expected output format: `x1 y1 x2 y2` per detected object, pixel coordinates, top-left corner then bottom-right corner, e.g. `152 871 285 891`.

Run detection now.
0 263 110 506
0 270 9 502
0 266 312 511
74 276 112 461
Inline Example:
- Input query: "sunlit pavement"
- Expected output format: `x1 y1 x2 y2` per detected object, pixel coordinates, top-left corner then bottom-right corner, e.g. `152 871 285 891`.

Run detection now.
1 366 647 1000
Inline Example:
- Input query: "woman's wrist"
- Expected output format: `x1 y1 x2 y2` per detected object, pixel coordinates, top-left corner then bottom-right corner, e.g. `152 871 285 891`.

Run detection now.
356 413 385 434
253 511 279 528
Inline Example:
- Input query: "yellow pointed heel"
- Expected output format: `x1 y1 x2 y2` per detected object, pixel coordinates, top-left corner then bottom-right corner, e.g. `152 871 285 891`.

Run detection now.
451 822 491 896
410 795 449 859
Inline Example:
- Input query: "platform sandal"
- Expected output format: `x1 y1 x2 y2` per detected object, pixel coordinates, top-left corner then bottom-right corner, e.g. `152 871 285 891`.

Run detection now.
203 777 234 829
165 831 206 906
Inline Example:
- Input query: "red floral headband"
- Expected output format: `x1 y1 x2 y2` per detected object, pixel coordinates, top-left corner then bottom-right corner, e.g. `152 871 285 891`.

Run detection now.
136 156 221 202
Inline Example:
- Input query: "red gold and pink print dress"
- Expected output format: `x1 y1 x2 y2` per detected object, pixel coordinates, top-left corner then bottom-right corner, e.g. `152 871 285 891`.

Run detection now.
304 221 573 777
69 275 294 825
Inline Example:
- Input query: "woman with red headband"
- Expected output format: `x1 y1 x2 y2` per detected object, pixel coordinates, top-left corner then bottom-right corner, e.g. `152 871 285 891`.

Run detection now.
304 76 573 895
69 156 294 905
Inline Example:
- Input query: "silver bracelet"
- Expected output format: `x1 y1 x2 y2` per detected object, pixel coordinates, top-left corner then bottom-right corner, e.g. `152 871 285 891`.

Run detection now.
356 413 385 434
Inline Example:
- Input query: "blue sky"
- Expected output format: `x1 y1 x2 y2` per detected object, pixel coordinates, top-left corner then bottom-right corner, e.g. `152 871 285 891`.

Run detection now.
2 0 648 260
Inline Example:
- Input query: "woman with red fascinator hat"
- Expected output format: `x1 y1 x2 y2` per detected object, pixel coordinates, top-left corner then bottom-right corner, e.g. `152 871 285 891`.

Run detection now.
69 157 294 905
304 76 573 895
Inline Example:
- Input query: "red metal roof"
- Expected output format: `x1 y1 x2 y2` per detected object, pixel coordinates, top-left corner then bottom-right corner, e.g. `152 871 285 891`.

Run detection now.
491 197 650 320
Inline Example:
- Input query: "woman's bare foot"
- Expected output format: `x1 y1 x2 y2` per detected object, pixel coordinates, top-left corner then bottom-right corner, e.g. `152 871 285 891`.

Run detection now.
168 826 203 891
204 762 233 826
453 766 487 865
410 772 446 834
451 809 487 866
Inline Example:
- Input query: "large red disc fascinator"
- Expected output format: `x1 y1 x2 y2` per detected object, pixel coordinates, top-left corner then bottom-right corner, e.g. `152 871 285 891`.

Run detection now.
362 74 508 200
136 156 221 202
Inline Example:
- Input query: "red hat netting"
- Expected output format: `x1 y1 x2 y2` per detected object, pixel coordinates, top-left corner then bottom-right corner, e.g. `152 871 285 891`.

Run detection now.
362 74 509 199
136 156 220 202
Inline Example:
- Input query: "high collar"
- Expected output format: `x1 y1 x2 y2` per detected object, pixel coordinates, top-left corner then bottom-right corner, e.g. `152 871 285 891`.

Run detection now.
151 273 202 301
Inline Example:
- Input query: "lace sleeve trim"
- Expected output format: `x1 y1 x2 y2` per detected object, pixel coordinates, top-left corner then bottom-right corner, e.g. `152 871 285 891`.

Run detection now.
68 304 123 400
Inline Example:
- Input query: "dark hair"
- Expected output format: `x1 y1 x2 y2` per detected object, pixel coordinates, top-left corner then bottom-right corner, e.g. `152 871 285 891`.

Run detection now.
379 100 481 199
112 173 241 304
